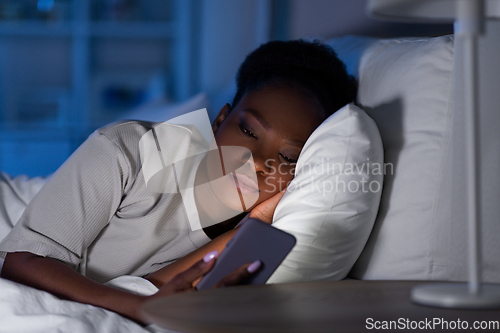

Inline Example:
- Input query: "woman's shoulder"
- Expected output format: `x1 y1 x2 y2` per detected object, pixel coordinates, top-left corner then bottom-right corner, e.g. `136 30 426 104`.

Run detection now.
97 119 158 140
89 120 161 180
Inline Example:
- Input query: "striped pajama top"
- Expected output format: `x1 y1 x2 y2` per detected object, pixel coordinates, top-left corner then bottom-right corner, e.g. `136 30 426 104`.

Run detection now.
0 120 210 283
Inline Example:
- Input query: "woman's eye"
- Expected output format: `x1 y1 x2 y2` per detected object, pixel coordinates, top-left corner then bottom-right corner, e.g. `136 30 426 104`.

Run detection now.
239 123 256 138
280 153 297 164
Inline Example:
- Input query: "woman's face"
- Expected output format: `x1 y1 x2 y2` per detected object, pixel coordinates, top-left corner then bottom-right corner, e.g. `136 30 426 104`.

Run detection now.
209 85 324 211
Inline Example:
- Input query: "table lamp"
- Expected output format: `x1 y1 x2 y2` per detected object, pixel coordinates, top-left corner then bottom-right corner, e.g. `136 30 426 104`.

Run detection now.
366 0 500 309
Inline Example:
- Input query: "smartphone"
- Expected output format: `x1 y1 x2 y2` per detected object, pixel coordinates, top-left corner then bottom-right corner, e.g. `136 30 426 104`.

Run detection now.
196 218 296 290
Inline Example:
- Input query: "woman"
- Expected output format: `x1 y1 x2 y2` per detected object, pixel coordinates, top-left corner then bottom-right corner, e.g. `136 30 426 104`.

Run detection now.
0 40 356 324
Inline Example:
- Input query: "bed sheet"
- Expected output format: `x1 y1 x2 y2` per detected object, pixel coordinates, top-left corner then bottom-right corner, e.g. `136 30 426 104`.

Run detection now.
0 276 178 333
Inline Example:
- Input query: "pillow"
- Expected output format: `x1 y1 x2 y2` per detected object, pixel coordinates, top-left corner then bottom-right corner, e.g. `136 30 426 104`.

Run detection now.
346 34 500 283
349 35 456 280
267 103 383 283
330 35 481 282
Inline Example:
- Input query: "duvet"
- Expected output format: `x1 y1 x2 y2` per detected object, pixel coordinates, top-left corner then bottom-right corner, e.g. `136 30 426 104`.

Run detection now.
0 275 175 333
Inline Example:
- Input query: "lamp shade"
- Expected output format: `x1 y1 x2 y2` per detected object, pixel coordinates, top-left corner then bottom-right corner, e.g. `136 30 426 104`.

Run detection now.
367 0 500 22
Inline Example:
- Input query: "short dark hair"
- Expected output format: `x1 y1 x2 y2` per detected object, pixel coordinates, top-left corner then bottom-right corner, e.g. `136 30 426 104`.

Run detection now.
232 39 357 119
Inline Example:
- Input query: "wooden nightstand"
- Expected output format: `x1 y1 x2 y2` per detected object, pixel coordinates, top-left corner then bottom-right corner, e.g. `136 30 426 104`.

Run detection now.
141 280 500 333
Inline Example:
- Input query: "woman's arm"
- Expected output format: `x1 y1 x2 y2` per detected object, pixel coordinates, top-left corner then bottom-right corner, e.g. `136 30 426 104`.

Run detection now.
1 252 149 322
1 250 255 325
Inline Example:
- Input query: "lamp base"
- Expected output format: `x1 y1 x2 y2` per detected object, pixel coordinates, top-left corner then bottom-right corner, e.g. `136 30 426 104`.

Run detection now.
411 283 500 309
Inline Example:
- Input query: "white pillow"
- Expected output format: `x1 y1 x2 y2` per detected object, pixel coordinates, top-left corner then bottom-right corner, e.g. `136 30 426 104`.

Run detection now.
267 103 383 283
342 36 465 281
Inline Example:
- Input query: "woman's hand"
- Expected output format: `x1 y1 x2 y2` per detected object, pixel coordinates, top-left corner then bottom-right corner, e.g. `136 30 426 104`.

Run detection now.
149 250 261 300
249 188 287 224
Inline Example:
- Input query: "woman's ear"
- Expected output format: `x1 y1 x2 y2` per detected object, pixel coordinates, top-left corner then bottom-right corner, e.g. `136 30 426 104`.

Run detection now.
212 104 231 134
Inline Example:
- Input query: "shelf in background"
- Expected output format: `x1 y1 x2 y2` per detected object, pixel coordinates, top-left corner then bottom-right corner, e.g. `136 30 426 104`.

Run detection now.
0 0 192 177
0 20 177 39
0 20 72 37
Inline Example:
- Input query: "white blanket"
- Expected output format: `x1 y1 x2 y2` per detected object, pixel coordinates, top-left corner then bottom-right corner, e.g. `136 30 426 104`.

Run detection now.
0 172 48 241
0 276 177 333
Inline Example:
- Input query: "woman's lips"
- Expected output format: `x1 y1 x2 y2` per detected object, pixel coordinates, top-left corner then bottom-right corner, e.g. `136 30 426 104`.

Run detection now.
230 173 259 194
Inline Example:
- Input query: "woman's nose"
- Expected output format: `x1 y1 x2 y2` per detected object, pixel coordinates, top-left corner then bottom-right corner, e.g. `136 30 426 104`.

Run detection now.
252 154 272 176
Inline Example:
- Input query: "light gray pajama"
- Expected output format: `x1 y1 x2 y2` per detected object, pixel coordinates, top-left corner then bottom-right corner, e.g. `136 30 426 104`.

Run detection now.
0 120 210 283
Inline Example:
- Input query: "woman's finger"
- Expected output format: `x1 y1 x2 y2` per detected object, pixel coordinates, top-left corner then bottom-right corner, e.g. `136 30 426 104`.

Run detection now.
212 260 261 288
157 250 218 295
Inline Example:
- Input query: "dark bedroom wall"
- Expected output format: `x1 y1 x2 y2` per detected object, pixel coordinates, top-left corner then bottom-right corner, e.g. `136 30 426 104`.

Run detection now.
286 0 453 39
